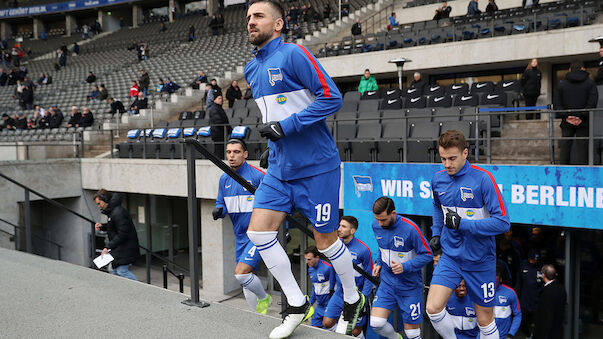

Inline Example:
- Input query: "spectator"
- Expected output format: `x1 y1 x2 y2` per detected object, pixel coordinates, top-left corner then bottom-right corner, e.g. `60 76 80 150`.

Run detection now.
341 0 350 17
389 12 399 29
85 71 96 84
94 189 140 281
129 80 139 98
522 0 539 9
156 78 165 93
31 110 44 129
208 95 231 159
82 24 90 39
358 69 378 94
129 92 148 115
34 105 46 117
14 112 26 130
521 58 542 118
98 84 108 101
48 106 64 128
73 42 80 56
36 72 51 86
433 1 452 21
58 50 67 67
291 24 302 39
467 0 481 16
19 78 33 109
66 106 82 128
160 22 167 33
162 78 180 94
534 265 566 339
209 16 219 36
518 249 543 338
120 17 125 29
486 0 499 15
87 85 100 101
127 40 138 52
1 113 15 130
0 68 7 86
139 43 147 61
553 60 598 165
210 78 222 96
205 83 215 110
351 18 361 36
7 68 16 85
16 65 27 82
217 14 225 34
139 69 150 96
107 97 126 116
226 80 243 108
410 72 427 94
79 107 94 127
595 45 603 85
189 24 195 41
243 83 253 100
191 70 208 89
322 3 331 20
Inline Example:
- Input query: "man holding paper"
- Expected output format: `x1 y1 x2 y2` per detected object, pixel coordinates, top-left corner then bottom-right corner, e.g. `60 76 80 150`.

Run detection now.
94 189 140 281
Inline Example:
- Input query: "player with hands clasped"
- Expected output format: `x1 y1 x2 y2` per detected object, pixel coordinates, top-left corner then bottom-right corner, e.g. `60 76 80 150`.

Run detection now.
370 197 433 339
426 130 510 339
213 139 272 314
244 0 364 338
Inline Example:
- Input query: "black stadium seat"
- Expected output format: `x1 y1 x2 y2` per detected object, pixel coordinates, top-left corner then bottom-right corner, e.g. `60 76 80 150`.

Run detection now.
480 92 507 106
383 88 401 100
471 81 495 94
406 108 433 124
404 96 427 108
428 95 452 108
350 122 381 161
433 107 462 122
407 122 440 162
361 90 381 100
402 86 423 98
495 80 521 93
358 100 380 112
339 101 358 113
381 97 403 110
453 94 479 107
447 83 469 95
378 120 406 162
425 84 445 97
343 91 361 102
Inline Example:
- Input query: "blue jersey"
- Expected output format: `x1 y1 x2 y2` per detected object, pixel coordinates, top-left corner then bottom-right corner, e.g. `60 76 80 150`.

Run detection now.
372 215 432 294
244 37 342 180
308 260 336 307
493 284 522 337
431 161 510 270
446 294 479 339
215 162 265 249
334 237 374 299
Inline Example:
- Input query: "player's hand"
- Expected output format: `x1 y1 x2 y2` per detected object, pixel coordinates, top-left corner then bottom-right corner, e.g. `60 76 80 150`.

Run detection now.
372 265 381 277
212 207 223 220
429 235 441 252
391 261 404 274
101 248 109 256
259 121 284 141
444 208 461 230
94 223 103 231
259 148 269 169
433 254 441 266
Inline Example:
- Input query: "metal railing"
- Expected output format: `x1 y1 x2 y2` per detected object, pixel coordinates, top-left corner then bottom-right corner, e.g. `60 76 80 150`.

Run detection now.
0 217 63 260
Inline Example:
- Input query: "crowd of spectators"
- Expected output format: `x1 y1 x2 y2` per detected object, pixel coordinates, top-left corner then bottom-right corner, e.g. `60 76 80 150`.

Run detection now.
0 103 94 131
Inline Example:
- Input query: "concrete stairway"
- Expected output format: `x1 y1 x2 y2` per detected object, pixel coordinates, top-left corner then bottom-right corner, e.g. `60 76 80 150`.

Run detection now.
490 118 562 165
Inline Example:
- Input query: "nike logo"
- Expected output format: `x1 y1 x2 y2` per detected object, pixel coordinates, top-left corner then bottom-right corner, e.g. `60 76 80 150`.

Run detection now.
250 81 255 86
502 82 514 87
434 96 445 102
387 90 396 95
486 94 499 99
430 86 440 91
270 125 281 136
367 91 376 95
484 297 494 303
387 99 398 104
476 83 487 88
407 88 417 93
225 184 232 188
244 257 253 260
439 192 446 195
452 85 462 90
315 222 328 227
461 96 472 101
410 97 421 103
376 236 383 239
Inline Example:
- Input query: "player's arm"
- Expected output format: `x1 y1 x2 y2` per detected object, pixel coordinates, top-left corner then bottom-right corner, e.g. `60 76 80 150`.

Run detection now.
402 227 433 273
278 46 343 136
509 289 522 336
431 185 444 237
459 175 510 236
214 176 228 219
309 284 316 305
360 247 374 297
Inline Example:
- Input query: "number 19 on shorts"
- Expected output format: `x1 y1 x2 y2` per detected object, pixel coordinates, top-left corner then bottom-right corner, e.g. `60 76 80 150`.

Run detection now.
314 203 331 226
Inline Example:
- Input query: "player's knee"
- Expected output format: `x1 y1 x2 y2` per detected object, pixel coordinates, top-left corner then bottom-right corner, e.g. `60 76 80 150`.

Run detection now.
425 301 444 315
476 309 494 326
246 230 277 246
370 316 388 330
404 328 421 339
234 272 252 285
234 265 251 275
322 317 336 329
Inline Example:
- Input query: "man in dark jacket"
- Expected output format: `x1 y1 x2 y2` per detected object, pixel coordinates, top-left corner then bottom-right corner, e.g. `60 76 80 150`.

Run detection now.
85 71 96 84
129 92 148 115
553 60 599 165
0 68 7 86
351 18 361 36
66 106 82 128
107 97 126 115
209 95 231 159
79 107 94 127
191 70 208 89
94 189 140 281
534 265 566 339
139 69 150 96
48 106 64 128
518 249 543 338
225 80 243 108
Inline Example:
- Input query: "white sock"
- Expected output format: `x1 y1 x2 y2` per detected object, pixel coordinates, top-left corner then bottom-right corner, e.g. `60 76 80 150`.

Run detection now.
327 325 336 332
479 320 499 339
405 328 421 339
319 240 359 304
242 287 258 310
427 308 456 339
370 316 398 339
247 231 305 307
235 273 267 308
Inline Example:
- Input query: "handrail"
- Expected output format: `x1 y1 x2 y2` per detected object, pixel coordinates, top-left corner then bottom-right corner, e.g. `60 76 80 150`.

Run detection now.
0 217 63 248
182 138 380 287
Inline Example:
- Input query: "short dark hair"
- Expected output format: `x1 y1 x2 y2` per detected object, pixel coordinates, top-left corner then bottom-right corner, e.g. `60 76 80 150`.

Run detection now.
569 60 584 71
340 215 358 229
542 264 557 280
249 0 285 20
227 138 248 151
373 196 395 215
438 130 467 151
364 69 370 73
93 189 112 203
304 246 319 257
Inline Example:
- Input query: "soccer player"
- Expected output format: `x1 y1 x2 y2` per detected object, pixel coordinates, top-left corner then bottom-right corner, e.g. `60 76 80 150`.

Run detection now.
426 130 510 339
213 139 272 314
305 246 336 328
445 279 479 339
493 265 522 339
369 197 433 339
323 216 374 337
244 1 364 338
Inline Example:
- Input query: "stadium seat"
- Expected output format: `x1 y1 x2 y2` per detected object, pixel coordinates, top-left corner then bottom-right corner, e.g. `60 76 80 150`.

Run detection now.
402 86 423 98
343 91 361 102
453 94 479 107
447 83 469 95
404 96 427 109
378 120 406 162
358 111 381 122
361 90 381 100
471 81 495 94
383 88 401 100
381 97 403 110
425 84 445 97
494 80 521 93
358 100 380 112
407 122 440 162
480 92 507 106
350 122 381 162
406 108 433 124
433 107 462 122
336 122 356 161
428 95 452 108
339 100 358 113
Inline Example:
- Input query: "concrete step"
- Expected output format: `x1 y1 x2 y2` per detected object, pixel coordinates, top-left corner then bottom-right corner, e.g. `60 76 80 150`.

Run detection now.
490 139 551 157
490 156 551 165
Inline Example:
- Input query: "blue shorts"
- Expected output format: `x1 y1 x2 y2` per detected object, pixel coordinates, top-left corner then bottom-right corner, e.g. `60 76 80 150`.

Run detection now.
430 253 496 307
311 304 327 327
324 289 367 327
254 168 340 234
372 284 423 325
236 240 261 270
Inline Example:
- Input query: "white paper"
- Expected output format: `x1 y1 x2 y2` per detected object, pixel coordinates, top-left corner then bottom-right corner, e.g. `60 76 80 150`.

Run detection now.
93 253 114 268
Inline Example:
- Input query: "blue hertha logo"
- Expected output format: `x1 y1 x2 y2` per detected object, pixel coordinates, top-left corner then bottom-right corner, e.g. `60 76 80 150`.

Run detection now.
460 187 474 201
267 68 283 86
353 175 373 197
393 236 404 247
317 273 325 281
